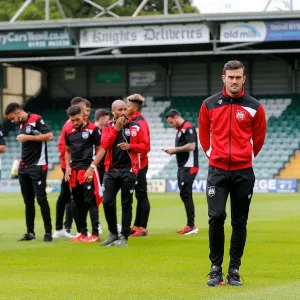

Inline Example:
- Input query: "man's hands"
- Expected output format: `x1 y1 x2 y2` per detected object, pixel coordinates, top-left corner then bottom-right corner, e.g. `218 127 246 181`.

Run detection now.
65 167 94 183
84 167 94 183
115 116 128 131
64 167 72 182
117 142 130 150
16 134 30 143
163 147 177 155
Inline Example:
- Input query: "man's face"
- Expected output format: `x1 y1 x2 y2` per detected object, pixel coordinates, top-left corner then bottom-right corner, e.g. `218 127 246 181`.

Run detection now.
6 109 22 125
166 116 179 128
70 113 84 129
222 68 246 95
96 115 110 129
113 103 127 119
85 106 91 119
79 103 88 121
126 101 136 118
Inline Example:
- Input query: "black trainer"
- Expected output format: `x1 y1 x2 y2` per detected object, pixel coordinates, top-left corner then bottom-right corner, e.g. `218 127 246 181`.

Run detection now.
100 233 119 246
44 233 53 242
207 265 224 287
18 233 36 241
227 268 243 286
113 235 128 247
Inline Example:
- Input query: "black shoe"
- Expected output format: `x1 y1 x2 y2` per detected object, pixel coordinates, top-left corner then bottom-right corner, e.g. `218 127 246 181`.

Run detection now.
113 235 128 247
100 233 119 246
207 265 224 287
44 233 53 242
18 233 36 241
227 268 243 286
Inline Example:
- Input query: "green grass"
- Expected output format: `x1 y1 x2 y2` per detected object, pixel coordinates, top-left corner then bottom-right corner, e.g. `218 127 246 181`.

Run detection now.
0 192 300 300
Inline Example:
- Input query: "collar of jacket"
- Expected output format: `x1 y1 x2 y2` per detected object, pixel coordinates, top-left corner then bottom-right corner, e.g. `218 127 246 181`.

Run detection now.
222 86 245 99
176 120 186 130
129 111 141 122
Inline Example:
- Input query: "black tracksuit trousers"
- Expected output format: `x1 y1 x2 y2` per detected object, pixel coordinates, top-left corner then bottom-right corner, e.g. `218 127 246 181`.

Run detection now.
71 179 99 236
178 167 198 227
55 168 80 232
18 165 52 235
206 166 255 270
102 170 136 237
133 166 150 229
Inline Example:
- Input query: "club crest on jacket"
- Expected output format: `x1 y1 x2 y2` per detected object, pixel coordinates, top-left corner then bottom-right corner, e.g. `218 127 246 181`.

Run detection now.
82 131 89 139
236 110 245 121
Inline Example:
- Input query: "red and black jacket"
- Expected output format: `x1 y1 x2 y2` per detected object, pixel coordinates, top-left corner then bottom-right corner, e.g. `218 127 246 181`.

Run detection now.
64 121 100 170
19 113 51 168
198 87 266 171
58 119 72 169
129 112 150 169
101 119 148 174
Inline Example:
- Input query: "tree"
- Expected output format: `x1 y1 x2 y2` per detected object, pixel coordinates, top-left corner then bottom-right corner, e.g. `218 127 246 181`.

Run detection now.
0 0 198 22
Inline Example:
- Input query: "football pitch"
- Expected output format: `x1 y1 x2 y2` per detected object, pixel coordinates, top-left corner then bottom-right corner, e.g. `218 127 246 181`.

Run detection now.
0 192 299 300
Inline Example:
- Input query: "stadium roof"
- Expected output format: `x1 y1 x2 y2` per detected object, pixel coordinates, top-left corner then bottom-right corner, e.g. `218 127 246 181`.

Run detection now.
0 11 300 31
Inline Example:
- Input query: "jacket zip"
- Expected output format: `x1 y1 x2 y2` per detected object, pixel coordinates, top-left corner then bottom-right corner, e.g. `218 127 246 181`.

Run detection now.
228 99 233 170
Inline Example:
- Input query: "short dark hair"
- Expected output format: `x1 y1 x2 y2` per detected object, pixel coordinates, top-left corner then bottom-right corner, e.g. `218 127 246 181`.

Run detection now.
67 106 81 116
84 99 91 108
95 109 110 122
70 97 87 106
223 60 245 76
165 109 181 119
5 102 22 115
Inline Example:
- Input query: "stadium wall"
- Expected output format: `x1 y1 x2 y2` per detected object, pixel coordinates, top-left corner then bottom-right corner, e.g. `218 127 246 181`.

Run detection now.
46 59 293 100
0 179 297 193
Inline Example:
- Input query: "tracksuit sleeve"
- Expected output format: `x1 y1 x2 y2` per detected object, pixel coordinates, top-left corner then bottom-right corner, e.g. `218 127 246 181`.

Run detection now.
92 128 101 147
252 104 266 157
58 126 66 155
65 131 71 147
130 121 150 154
198 101 211 156
130 126 149 154
36 117 51 134
101 123 119 151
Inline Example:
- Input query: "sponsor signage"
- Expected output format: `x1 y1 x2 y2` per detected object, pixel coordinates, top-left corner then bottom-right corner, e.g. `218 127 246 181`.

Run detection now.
0 179 61 193
129 71 155 87
147 179 166 193
80 24 210 48
96 72 122 83
167 179 297 193
221 21 300 42
167 179 207 192
0 30 72 51
0 179 296 193
254 179 297 193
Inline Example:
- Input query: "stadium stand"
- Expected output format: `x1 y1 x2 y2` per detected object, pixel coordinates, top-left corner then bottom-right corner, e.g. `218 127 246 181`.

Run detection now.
151 95 298 180
1 95 299 180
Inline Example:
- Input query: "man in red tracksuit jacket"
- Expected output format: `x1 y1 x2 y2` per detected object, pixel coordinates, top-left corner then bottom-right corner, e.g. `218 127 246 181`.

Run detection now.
85 100 148 247
199 60 266 287
126 94 151 237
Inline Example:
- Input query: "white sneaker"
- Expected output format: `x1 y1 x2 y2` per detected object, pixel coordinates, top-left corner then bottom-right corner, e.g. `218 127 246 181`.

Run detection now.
52 229 75 238
98 223 103 235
